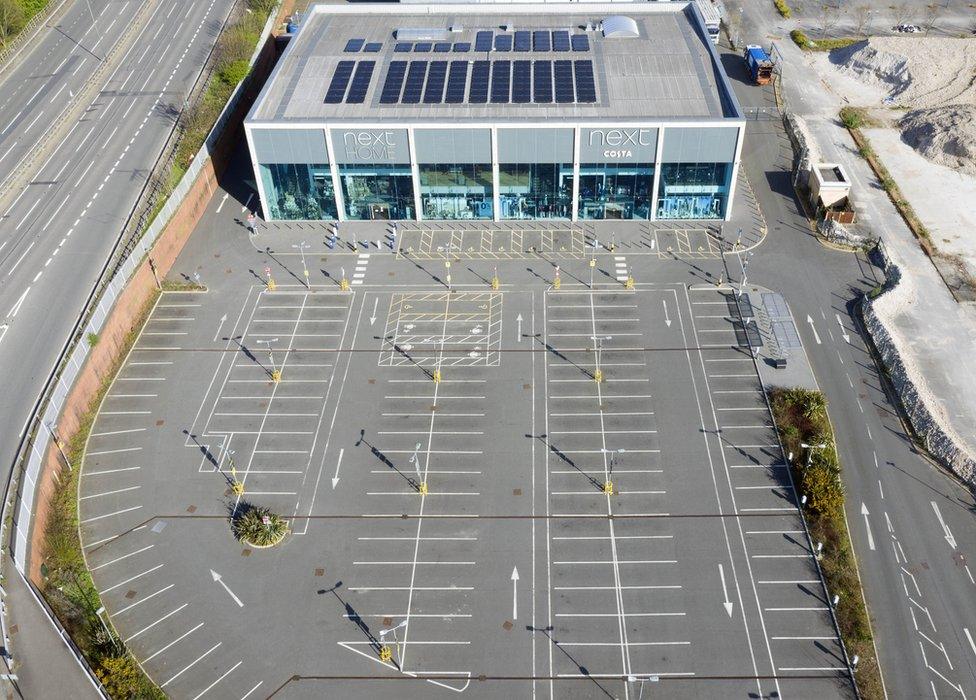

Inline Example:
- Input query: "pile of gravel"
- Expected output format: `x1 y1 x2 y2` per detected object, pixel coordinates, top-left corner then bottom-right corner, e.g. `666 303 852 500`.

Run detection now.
832 37 976 174
900 105 976 177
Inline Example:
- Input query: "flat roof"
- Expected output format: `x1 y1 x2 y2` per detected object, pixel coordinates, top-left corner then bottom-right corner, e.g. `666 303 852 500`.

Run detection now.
247 2 743 124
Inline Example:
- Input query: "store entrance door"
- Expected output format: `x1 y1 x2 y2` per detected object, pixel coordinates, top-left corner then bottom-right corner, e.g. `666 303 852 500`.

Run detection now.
369 203 391 220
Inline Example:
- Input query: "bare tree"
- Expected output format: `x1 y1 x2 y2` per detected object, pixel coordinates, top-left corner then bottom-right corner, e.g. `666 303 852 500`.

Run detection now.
891 2 917 28
816 3 839 39
0 0 26 47
851 4 872 37
921 4 944 35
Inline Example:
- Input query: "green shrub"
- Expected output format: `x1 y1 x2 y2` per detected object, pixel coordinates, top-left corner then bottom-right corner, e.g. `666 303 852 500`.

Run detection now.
840 107 865 129
217 59 250 88
86 332 99 347
0 0 26 44
801 461 844 517
773 0 791 18
790 29 809 48
233 504 289 546
17 0 47 20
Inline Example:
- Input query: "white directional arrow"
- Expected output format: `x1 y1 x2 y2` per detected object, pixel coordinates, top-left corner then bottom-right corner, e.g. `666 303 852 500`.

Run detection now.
213 313 228 342
718 564 733 617
332 448 345 489
516 313 523 343
210 569 244 607
835 314 850 343
931 501 958 549
370 298 378 326
860 502 875 551
511 567 520 620
662 299 672 328
806 315 821 344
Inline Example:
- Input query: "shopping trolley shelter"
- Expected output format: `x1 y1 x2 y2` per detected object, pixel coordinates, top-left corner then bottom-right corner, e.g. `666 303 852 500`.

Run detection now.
73 234 854 699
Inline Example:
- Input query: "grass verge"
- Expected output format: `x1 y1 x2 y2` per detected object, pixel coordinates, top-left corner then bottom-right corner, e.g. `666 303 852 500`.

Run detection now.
791 30 859 52
39 290 163 699
839 108 933 251
770 387 883 700
772 0 791 18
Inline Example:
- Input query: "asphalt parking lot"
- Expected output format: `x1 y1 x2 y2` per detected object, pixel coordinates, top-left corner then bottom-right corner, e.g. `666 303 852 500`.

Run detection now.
75 229 855 699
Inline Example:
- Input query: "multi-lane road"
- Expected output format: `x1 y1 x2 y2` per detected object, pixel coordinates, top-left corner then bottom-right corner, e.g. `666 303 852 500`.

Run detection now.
0 0 236 693
720 4 976 694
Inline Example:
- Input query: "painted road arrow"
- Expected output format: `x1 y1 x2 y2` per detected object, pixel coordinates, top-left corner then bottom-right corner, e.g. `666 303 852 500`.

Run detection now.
931 501 958 549
806 315 821 344
516 313 523 343
210 569 244 607
511 567 520 620
835 313 850 343
332 448 344 489
718 564 733 617
861 502 875 551
662 299 671 328
370 298 378 326
213 313 227 342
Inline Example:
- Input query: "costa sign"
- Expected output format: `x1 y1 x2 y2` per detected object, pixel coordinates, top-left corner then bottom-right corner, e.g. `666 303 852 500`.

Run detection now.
581 128 657 161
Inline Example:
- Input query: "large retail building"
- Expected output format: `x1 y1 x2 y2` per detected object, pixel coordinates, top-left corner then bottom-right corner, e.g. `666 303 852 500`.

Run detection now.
244 2 745 223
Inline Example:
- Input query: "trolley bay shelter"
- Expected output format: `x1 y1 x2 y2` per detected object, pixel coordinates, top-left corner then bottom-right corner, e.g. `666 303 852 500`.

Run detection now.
244 2 746 223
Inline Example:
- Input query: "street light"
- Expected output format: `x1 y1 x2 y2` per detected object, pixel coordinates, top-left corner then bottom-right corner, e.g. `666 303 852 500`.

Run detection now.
379 619 408 666
800 442 828 467
590 335 611 383
292 240 310 288
255 337 281 382
94 607 118 650
737 250 753 298
408 441 424 493
627 673 659 699
601 447 625 495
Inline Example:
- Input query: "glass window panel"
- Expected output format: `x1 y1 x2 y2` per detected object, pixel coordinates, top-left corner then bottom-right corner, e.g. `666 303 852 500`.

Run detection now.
577 162 654 220
338 164 415 220
656 162 730 220
498 163 573 220
259 163 337 221
419 163 493 219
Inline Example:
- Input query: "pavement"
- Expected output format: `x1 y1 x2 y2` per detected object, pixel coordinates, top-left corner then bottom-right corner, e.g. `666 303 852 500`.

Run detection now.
720 3 976 696
62 143 859 699
0 0 237 695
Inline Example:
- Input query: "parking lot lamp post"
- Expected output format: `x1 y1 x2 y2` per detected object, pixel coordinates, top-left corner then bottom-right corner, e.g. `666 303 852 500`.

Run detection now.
340 266 350 291
491 265 500 290
409 442 426 494
553 265 561 290
379 619 408 666
445 260 452 291
292 240 310 288
94 607 119 650
601 448 624 495
627 674 659 700
800 442 828 467
591 335 611 384
46 422 71 471
256 338 281 382
589 258 596 289
737 250 753 298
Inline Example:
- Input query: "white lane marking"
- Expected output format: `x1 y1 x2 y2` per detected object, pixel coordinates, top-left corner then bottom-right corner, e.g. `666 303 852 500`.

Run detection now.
216 192 229 212
930 501 958 549
805 315 821 344
142 622 204 663
8 287 30 317
160 642 221 687
8 242 35 276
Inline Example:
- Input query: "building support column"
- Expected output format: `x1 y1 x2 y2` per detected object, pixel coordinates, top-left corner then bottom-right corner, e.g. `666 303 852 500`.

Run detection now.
324 128 345 222
650 126 665 222
491 126 501 222
407 127 422 221
571 126 580 222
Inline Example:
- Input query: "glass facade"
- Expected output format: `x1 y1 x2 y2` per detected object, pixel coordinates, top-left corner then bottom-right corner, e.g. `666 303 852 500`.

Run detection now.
415 129 493 219
249 125 741 222
259 163 337 220
656 162 729 220
338 164 415 220
578 163 654 220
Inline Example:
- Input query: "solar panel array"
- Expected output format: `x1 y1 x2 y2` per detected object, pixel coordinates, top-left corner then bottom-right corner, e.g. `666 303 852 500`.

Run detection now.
392 30 591 55
328 29 597 106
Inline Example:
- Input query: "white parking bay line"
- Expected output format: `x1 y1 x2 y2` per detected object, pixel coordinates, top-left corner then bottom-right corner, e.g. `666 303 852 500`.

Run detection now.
90 544 154 571
99 564 165 595
142 622 204 663
115 584 176 615
191 660 243 700
161 642 221 687
124 604 189 642
81 505 142 524
87 447 143 457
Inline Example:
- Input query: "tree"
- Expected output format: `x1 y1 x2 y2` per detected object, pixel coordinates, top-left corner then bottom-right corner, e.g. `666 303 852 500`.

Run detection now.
851 4 872 37
921 4 943 35
891 2 916 27
816 3 839 39
0 0 26 47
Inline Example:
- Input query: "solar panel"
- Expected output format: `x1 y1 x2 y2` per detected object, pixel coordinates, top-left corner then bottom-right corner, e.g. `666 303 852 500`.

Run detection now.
514 30 531 52
379 61 407 104
552 30 570 52
533 60 552 103
445 60 468 103
424 60 448 103
475 31 493 52
324 60 355 103
490 60 511 103
554 60 574 102
512 60 532 103
494 34 512 52
394 43 411 53
571 34 589 52
414 42 432 52
344 39 365 52
532 30 550 52
364 43 382 53
468 60 490 103
346 61 375 103
453 42 471 52
573 59 596 102
401 61 428 104
434 42 451 53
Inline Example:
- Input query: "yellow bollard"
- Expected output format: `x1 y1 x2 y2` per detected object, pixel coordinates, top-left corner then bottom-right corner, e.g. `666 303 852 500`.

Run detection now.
271 369 281 383
603 480 613 495
593 368 603 384
419 482 428 495
232 480 245 496
553 276 561 290
432 369 441 384
379 646 392 663
267 276 276 291
491 274 500 290
716 274 725 287
625 275 635 290
340 276 350 291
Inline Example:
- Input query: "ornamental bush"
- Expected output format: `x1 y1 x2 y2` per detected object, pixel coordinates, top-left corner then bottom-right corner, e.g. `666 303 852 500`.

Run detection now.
233 504 288 546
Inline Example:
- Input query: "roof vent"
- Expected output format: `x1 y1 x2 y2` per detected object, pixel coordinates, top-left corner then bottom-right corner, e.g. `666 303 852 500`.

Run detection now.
601 15 639 39
395 27 451 41
584 21 595 32
449 24 463 33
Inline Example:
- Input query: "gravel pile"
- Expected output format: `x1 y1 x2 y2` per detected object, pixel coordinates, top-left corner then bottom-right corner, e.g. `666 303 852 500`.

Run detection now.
832 37 976 172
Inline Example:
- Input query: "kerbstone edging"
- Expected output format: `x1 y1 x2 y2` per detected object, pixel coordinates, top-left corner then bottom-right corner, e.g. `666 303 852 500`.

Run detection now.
863 249 976 484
